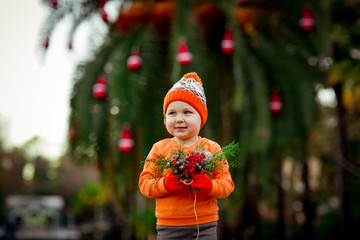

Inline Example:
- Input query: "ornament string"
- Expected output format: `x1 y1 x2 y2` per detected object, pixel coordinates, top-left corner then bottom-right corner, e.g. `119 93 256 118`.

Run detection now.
182 180 200 240
192 187 200 240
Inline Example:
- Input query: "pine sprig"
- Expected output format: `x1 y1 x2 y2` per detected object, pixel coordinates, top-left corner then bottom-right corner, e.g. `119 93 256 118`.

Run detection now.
142 141 240 181
141 153 168 178
221 141 241 167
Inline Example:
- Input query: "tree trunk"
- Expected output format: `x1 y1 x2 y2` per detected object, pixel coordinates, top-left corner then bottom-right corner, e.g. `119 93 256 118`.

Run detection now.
219 57 235 145
301 156 313 240
246 158 261 240
333 82 350 239
235 156 261 240
275 161 285 240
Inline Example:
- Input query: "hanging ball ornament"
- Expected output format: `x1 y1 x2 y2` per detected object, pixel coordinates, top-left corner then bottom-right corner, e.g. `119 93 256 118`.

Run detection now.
99 8 108 22
127 49 142 71
68 40 73 50
68 124 77 140
50 0 58 8
300 6 315 32
176 37 192 67
221 28 235 54
93 76 107 100
43 35 50 49
98 0 108 23
118 124 134 153
269 88 283 114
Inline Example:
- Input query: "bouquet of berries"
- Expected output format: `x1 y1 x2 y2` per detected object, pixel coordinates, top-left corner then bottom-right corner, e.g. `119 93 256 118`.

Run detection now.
143 141 240 184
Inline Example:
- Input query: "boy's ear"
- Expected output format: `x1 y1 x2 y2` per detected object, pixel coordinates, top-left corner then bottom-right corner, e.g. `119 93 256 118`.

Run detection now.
163 117 166 126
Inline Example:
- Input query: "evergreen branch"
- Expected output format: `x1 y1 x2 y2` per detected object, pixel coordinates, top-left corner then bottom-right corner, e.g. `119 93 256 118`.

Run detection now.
142 141 241 181
221 141 241 167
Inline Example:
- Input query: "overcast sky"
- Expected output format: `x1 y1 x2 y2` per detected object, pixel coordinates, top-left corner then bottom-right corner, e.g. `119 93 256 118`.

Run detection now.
0 1 80 159
0 1 118 160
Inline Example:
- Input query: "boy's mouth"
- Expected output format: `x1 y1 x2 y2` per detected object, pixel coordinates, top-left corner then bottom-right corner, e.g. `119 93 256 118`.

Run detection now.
175 126 187 130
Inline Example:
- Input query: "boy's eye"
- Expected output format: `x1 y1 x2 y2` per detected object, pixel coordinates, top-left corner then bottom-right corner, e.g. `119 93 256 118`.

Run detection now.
184 110 192 114
168 111 175 115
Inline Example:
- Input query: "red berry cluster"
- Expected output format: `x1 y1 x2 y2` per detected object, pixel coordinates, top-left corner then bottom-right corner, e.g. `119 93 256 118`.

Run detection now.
172 151 206 179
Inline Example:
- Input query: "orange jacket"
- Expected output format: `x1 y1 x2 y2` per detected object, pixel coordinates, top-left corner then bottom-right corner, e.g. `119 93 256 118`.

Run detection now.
139 137 235 226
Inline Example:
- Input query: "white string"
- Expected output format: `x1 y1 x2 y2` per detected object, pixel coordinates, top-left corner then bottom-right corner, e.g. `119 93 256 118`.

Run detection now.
192 188 199 240
183 181 199 239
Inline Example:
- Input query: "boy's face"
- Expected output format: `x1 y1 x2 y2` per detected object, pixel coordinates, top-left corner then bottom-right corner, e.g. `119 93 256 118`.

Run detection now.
164 101 202 146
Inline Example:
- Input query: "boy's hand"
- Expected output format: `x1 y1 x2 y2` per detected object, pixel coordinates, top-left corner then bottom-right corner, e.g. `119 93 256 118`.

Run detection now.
191 173 212 194
164 172 185 192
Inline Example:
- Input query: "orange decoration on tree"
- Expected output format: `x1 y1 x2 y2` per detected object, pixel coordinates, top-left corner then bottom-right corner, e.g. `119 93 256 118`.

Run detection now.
114 2 152 34
194 2 226 44
234 5 263 37
152 1 176 37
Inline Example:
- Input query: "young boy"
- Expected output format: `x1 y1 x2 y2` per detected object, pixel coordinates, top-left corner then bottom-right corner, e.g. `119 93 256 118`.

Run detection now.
138 72 234 240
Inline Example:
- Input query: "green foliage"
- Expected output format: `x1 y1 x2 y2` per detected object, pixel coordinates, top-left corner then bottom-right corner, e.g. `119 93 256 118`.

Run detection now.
71 183 109 216
38 0 119 53
142 141 240 181
221 141 242 167
38 0 360 238
130 207 156 238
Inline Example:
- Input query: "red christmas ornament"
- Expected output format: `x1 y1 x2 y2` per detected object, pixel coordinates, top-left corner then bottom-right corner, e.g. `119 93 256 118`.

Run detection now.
68 120 77 140
93 76 107 100
300 6 315 32
68 126 76 140
118 124 134 153
68 40 73 50
50 0 58 8
269 89 283 114
43 35 50 49
127 49 142 71
221 28 234 54
99 8 108 22
99 0 108 22
176 38 192 67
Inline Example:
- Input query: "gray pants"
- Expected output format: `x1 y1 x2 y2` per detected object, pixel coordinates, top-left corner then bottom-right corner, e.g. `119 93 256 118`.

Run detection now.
156 222 217 240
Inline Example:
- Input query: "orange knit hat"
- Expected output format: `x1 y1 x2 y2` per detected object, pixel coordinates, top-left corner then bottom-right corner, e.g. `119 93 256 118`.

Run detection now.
163 72 207 128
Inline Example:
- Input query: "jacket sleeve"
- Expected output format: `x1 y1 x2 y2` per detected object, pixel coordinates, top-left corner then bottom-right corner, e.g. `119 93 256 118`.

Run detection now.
207 143 235 198
138 145 169 198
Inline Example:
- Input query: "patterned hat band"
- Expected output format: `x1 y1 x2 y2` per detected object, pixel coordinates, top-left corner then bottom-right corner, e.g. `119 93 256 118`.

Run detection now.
166 76 207 108
163 72 208 128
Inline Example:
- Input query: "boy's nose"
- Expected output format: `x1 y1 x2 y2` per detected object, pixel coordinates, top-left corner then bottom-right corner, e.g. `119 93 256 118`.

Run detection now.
175 115 184 122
